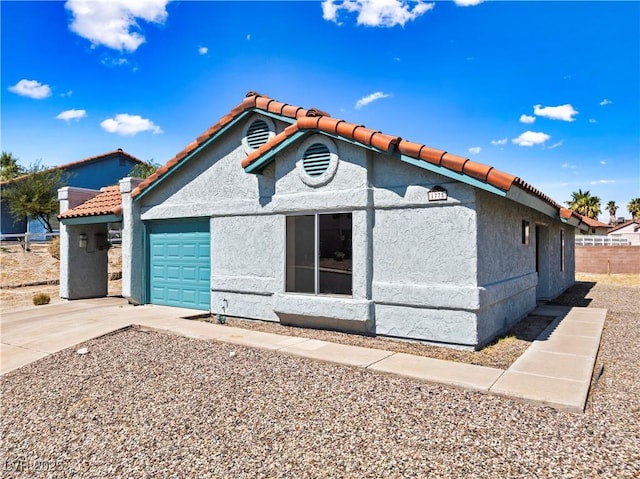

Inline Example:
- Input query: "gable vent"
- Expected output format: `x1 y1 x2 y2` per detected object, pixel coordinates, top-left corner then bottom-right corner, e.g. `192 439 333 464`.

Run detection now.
302 143 331 177
246 119 270 149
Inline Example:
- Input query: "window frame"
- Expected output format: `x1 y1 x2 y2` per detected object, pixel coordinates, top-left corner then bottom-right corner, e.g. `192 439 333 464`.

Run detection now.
560 229 565 272
522 219 530 245
285 211 353 297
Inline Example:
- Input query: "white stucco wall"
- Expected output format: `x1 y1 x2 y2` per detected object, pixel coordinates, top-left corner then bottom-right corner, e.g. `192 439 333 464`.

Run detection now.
58 187 109 300
474 191 575 346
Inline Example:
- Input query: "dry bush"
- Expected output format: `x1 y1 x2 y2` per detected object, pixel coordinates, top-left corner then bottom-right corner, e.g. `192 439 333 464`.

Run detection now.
32 292 51 305
48 236 60 260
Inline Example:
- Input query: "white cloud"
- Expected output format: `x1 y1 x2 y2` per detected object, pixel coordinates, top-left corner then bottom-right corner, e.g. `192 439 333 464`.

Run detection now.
512 131 551 147
56 109 87 122
246 34 252 41
60 90 73 97
589 118 598 124
490 138 508 146
198 46 208 55
546 140 564 150
322 0 434 27
101 57 129 67
519 114 535 124
355 91 391 109
454 0 484 6
65 0 169 52
600 160 607 165
100 113 162 136
533 103 578 122
590 179 615 185
599 99 612 106
561 162 576 169
8 79 52 99
468 147 481 155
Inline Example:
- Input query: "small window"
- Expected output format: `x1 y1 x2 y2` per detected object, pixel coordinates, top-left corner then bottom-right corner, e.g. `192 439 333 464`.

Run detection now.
302 143 331 177
560 229 565 272
286 213 352 296
246 119 271 149
522 220 530 245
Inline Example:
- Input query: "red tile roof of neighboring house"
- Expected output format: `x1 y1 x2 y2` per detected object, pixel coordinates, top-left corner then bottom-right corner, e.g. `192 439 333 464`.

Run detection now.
129 91 581 224
0 149 143 187
58 186 122 220
579 216 612 229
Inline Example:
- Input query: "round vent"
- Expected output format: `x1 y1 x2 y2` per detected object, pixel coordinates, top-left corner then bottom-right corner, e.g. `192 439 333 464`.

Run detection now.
302 143 331 177
246 119 270 149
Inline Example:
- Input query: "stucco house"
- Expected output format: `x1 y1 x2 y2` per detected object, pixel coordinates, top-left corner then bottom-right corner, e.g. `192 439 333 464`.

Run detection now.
607 219 640 245
578 216 612 236
1 149 142 237
58 92 588 349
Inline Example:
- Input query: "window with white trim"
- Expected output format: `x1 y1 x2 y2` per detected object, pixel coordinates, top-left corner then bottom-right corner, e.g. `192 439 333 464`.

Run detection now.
285 213 352 296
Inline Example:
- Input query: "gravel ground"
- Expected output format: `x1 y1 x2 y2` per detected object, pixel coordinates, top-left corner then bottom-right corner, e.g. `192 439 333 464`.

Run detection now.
1 280 639 478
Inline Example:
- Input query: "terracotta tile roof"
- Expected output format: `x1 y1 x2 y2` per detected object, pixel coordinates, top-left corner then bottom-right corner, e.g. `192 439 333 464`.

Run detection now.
129 91 584 225
58 186 122 220
0 149 143 187
579 215 612 229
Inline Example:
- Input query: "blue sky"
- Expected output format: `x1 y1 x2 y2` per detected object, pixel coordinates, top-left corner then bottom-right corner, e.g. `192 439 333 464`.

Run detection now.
2 0 639 218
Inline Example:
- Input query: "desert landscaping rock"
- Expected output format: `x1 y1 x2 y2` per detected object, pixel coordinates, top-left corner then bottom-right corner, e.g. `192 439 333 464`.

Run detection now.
1 279 639 478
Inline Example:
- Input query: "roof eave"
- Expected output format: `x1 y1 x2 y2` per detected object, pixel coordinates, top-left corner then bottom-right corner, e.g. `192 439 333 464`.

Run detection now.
59 213 122 225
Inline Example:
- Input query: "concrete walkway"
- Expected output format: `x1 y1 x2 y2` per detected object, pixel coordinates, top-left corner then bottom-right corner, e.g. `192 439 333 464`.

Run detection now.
1 298 606 412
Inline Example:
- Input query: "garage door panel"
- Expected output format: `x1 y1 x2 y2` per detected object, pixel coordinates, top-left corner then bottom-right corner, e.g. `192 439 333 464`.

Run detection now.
148 220 210 311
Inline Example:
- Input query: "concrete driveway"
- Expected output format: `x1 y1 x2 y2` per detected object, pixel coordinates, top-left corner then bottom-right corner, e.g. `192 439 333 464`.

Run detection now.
1 297 204 375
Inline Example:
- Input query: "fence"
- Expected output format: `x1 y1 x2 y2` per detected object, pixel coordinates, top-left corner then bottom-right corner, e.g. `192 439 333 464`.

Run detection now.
0 232 60 251
575 235 630 246
575 245 640 274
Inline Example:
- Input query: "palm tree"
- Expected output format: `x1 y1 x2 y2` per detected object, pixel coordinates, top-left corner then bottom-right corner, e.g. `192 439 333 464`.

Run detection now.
629 198 640 220
606 201 618 224
566 189 602 220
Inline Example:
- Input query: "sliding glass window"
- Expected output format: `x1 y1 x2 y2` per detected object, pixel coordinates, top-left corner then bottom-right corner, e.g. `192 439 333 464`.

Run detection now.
286 213 352 296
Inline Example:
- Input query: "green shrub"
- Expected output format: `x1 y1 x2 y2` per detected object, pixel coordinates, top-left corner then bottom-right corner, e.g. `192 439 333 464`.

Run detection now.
32 293 51 306
48 236 60 260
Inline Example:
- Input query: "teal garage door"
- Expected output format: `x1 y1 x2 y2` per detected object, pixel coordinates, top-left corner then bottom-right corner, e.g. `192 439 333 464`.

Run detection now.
148 219 211 310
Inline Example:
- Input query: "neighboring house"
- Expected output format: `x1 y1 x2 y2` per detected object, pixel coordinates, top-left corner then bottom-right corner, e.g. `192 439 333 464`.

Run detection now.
58 92 588 349
607 219 640 245
0 149 142 237
578 216 612 235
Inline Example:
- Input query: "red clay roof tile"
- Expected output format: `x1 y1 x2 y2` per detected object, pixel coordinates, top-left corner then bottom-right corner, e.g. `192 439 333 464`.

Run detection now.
486 169 516 191
267 100 286 115
352 126 377 145
398 140 423 158
370 132 399 152
335 121 360 138
58 186 122 220
463 161 493 182
440 153 468 173
281 104 304 117
317 117 343 135
297 116 321 130
306 108 331 117
418 146 445 165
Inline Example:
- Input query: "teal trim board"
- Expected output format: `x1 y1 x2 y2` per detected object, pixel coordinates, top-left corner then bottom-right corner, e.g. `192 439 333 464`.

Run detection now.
147 219 211 311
